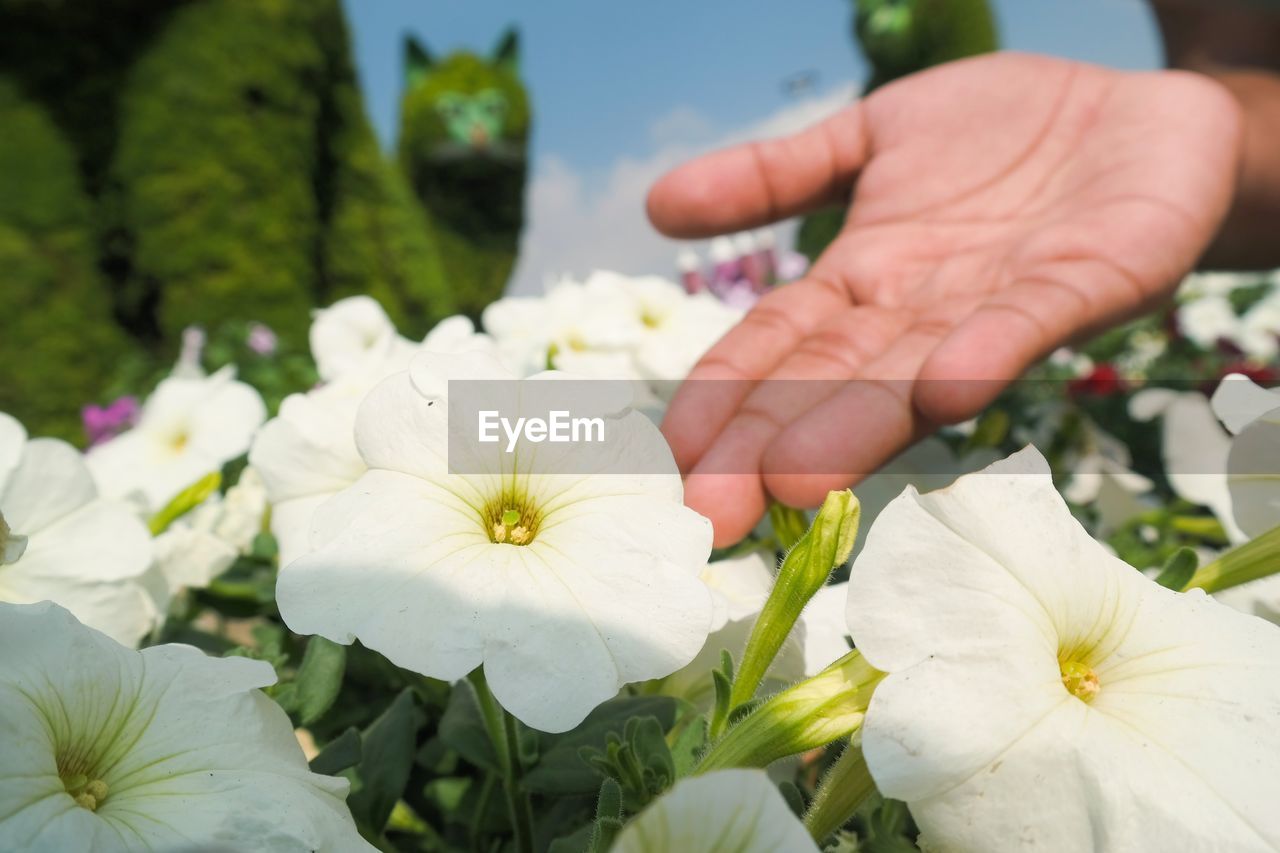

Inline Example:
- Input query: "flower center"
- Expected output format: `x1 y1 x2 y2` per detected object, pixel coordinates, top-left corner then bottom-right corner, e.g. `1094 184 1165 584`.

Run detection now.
1060 660 1101 703
485 495 541 546
0 512 27 565
59 752 110 812
65 776 109 811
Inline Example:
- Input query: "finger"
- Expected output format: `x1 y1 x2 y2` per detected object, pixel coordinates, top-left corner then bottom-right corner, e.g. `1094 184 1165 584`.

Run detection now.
761 322 948 509
680 304 912 545
661 275 853 473
913 258 1157 425
646 105 869 239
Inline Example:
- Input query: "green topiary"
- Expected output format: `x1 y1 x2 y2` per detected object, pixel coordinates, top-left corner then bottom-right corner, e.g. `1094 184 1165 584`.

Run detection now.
397 29 531 322
0 0 473 437
0 77 132 442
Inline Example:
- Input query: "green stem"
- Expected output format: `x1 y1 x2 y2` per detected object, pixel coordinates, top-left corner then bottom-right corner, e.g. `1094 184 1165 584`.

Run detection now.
502 710 536 852
1186 523 1280 593
467 670 535 853
470 774 496 850
803 740 876 843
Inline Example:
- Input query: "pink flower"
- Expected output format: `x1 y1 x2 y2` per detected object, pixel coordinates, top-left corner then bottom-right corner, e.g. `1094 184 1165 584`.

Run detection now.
81 396 140 447
247 322 278 356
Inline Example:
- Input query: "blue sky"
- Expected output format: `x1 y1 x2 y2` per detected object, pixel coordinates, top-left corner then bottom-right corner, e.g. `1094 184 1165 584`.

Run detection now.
340 0 1164 291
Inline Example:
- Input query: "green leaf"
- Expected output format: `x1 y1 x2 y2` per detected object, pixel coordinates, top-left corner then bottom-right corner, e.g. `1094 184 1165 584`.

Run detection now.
548 823 594 853
710 667 732 738
627 716 674 788
596 777 623 821
778 780 805 819
309 727 362 776
668 716 708 778
250 531 278 560
438 678 501 773
964 407 1010 451
345 688 425 833
288 636 347 725
523 695 678 794
148 471 221 535
1155 547 1198 591
768 501 809 550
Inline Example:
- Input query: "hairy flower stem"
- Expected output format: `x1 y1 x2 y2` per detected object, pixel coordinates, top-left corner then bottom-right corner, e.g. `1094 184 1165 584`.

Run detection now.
803 740 876 842
468 670 535 853
1186 523 1280 593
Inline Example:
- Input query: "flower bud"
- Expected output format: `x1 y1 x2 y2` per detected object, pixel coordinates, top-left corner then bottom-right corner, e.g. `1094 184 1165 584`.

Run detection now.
698 651 883 772
728 490 859 713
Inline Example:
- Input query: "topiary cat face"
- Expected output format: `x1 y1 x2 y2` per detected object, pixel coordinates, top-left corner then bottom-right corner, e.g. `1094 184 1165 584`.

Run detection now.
398 28 529 167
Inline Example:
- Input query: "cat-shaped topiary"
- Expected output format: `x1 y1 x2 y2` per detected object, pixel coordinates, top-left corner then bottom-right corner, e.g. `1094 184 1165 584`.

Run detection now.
398 29 531 322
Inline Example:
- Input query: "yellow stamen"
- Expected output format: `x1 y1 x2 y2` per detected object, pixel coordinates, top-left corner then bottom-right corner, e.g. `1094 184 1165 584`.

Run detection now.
1060 661 1101 702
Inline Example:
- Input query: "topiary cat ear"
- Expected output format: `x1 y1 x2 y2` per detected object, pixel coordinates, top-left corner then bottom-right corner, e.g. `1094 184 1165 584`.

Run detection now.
493 27 519 72
404 34 434 87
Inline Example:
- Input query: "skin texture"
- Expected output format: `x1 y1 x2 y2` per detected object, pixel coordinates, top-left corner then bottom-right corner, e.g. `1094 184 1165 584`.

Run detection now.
647 52 1244 545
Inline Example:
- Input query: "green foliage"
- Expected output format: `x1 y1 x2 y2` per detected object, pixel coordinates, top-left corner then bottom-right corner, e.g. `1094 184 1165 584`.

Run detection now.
274 636 348 726
346 688 428 838
0 0 468 436
1154 547 1199 591
105 0 328 345
0 77 134 442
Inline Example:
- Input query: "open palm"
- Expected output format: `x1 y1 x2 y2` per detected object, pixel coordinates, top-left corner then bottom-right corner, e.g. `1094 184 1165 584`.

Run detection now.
647 52 1243 545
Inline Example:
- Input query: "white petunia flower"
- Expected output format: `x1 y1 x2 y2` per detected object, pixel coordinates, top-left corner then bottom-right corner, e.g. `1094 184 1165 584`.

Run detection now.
483 274 644 378
276 351 714 732
0 414 156 647
660 553 850 708
309 294 416 382
1176 293 1240 350
610 769 818 853
1129 388 1247 543
252 314 498 567
1211 374 1280 539
1061 424 1152 534
86 366 266 513
846 447 1280 852
0 601 374 853
1239 293 1280 362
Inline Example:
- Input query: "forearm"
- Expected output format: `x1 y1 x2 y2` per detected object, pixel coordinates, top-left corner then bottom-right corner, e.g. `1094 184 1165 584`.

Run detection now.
1153 0 1280 268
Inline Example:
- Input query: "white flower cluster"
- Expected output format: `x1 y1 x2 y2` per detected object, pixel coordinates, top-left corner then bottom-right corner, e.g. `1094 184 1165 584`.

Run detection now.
483 270 744 391
1177 271 1280 362
4 273 1280 852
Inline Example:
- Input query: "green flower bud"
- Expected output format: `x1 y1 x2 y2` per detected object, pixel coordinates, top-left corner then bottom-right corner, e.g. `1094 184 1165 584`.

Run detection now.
1186 523 1280 593
728 491 860 716
698 650 883 773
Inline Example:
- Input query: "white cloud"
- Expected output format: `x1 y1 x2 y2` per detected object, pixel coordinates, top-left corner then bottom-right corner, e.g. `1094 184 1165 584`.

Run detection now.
509 85 857 296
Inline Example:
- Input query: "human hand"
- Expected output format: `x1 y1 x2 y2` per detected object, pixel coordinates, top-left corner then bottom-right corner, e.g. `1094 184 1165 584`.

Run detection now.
647 52 1242 545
